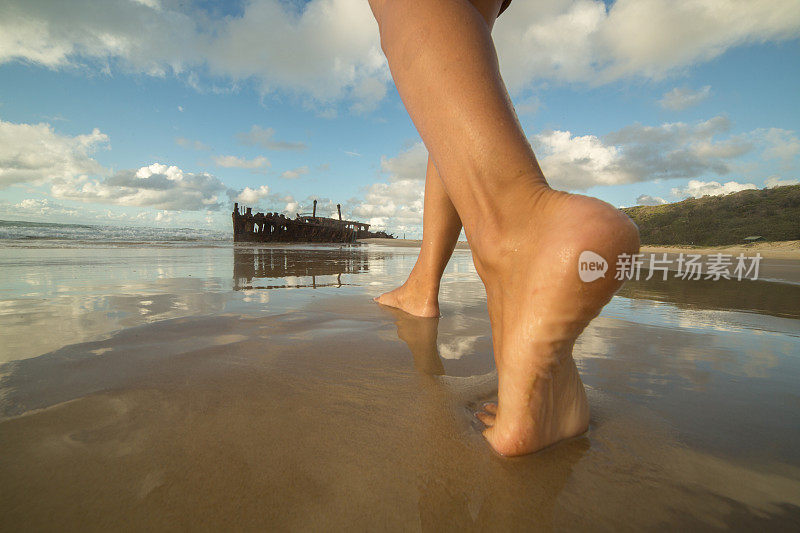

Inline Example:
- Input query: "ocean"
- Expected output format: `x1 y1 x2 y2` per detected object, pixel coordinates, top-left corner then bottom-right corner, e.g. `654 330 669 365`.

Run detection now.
0 219 230 245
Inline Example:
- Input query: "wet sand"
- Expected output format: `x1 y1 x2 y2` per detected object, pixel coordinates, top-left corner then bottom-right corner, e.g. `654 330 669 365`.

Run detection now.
1 242 799 530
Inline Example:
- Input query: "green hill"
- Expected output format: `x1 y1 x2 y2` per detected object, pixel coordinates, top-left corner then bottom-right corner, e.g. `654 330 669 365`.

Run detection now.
622 184 800 246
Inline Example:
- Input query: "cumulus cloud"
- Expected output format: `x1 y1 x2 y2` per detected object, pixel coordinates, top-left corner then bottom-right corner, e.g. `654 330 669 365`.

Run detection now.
757 128 800 163
493 0 800 90
534 115 756 190
0 0 388 110
231 185 271 204
535 130 626 189
51 162 226 210
5 0 796 111
671 179 757 198
280 166 309 180
9 198 80 217
175 137 210 151
764 176 799 188
659 85 712 111
212 154 270 170
379 142 428 182
0 119 108 188
350 178 425 233
349 142 428 234
235 126 307 151
636 194 668 206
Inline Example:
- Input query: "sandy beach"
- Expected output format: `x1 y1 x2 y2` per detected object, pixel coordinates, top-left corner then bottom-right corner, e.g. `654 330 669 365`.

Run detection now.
1 241 799 530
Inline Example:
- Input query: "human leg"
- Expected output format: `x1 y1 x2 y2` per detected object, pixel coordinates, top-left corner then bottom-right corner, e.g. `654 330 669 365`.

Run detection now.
369 0 639 455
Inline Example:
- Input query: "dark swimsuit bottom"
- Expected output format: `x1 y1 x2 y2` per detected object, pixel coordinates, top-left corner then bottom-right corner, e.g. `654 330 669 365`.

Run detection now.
498 0 512 16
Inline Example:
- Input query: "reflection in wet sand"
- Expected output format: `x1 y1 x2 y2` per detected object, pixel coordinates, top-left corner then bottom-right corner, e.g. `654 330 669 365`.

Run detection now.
233 245 372 290
619 275 800 319
1 243 799 529
381 304 445 376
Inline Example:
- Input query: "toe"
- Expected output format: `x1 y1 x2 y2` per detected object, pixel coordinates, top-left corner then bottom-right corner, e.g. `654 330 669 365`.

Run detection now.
475 410 495 426
482 402 497 414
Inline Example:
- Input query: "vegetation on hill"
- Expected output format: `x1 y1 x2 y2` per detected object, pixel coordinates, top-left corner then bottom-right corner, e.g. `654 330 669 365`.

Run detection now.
622 184 800 246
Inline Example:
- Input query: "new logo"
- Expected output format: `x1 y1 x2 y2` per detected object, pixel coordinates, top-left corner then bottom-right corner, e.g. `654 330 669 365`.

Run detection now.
578 250 607 282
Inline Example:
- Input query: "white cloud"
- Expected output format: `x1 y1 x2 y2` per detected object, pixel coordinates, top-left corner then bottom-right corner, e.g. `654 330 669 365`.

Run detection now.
351 178 425 232
0 0 389 110
0 119 108 188
758 128 800 163
636 194 668 206
212 154 270 170
235 125 307 151
11 198 80 217
671 179 757 198
597 0 800 81
51 162 226 210
175 136 210 151
349 142 428 235
206 0 388 106
154 210 172 223
493 0 800 91
131 0 160 9
2 0 799 108
379 142 428 182
349 76 388 114
232 185 271 204
659 85 712 111
535 130 627 189
280 166 309 180
764 176 799 188
532 116 776 190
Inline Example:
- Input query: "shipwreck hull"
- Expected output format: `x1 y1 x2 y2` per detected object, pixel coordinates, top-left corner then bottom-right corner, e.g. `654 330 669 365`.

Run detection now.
232 202 372 244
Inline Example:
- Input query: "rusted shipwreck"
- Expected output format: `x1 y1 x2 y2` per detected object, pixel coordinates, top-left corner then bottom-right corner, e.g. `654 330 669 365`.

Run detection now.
233 200 388 243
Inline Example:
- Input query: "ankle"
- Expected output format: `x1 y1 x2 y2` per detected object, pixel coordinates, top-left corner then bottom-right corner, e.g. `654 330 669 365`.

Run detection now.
465 182 555 270
405 265 441 296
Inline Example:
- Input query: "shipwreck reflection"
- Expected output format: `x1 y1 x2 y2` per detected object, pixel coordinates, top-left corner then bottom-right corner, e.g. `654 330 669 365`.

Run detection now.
233 246 372 290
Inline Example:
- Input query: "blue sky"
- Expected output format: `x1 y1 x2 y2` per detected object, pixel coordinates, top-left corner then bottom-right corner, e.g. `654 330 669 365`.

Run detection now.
0 0 798 237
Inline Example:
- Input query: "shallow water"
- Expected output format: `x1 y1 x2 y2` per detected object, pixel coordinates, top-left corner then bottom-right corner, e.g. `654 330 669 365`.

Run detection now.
1 243 799 530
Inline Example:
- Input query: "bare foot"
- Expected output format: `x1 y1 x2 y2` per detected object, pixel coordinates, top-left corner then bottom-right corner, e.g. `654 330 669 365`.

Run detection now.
471 185 639 456
374 276 440 318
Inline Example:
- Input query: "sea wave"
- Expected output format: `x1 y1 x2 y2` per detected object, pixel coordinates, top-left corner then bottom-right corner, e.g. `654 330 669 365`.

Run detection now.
0 219 231 246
